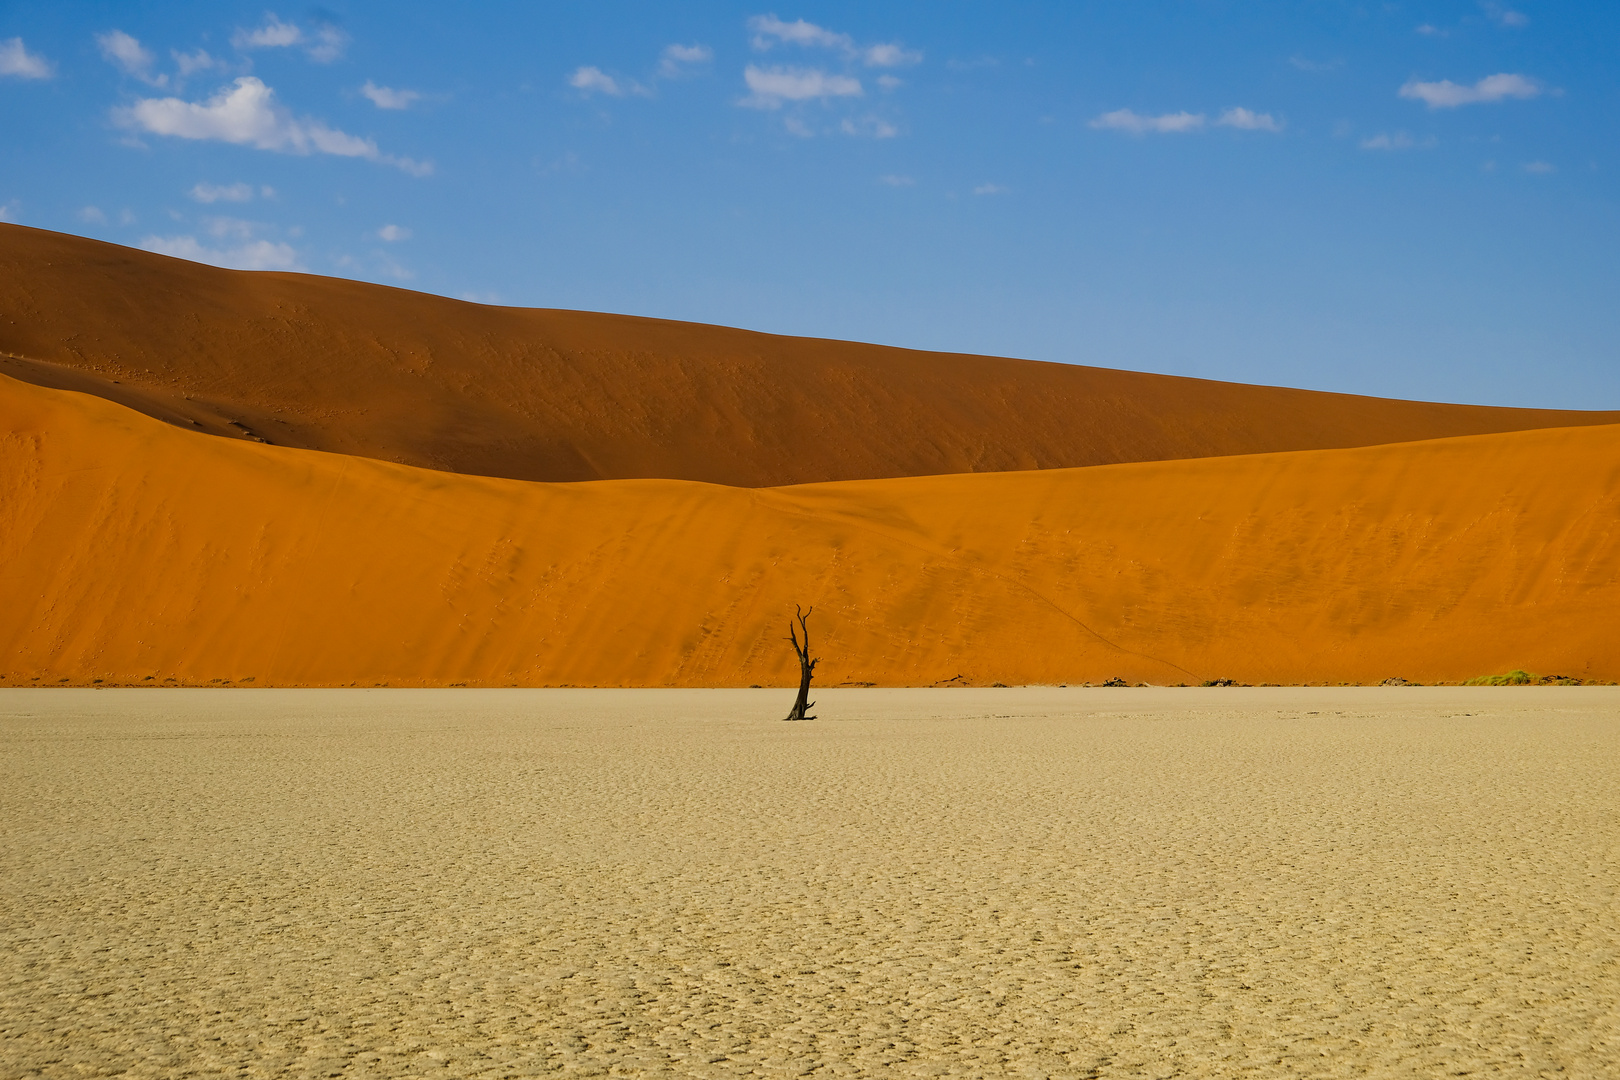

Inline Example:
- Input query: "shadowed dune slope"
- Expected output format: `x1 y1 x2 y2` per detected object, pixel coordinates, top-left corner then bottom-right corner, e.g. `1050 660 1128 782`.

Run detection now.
4 373 1616 687
4 223 1619 486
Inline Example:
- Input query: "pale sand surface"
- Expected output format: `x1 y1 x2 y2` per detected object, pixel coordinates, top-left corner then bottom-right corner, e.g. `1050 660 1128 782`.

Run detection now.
2 688 1616 1078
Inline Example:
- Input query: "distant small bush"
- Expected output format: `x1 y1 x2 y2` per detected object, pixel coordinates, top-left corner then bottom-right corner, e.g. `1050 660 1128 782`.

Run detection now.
1463 670 1586 686
1465 670 1534 685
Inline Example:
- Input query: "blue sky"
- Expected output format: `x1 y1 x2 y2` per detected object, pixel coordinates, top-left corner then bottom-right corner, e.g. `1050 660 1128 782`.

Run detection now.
1 1 1615 408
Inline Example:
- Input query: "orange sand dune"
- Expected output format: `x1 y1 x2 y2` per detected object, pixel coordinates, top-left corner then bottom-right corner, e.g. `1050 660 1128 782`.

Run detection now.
4 372 1615 687
4 223 1618 486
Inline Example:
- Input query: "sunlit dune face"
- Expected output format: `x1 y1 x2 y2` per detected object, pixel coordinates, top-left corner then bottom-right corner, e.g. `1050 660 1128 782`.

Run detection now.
2 371 1616 688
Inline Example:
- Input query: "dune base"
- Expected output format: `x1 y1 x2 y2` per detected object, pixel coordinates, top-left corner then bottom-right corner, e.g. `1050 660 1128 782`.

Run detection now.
4 688 1616 1078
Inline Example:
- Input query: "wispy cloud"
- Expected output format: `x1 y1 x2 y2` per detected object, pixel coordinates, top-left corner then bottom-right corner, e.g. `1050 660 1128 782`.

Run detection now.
569 66 620 95
189 181 256 203
863 43 921 67
740 65 862 108
377 224 411 241
973 183 1009 196
231 14 348 63
1360 131 1435 150
0 202 18 222
658 43 712 77
361 81 420 110
140 233 304 271
840 115 897 138
1288 55 1341 73
172 48 221 77
0 37 53 79
233 15 301 49
747 15 918 67
1400 73 1543 108
305 24 348 63
1415 23 1448 37
1090 108 1205 134
878 174 915 186
568 65 649 97
117 77 432 175
97 30 166 86
374 252 412 280
1522 160 1555 174
1482 2 1529 27
78 206 107 224
1216 107 1283 132
749 15 850 51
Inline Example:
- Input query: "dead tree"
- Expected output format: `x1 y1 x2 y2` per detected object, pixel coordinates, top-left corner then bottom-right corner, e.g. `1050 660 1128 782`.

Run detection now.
783 605 818 721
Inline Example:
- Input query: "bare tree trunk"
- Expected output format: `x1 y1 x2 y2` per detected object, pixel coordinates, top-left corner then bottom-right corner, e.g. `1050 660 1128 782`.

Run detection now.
783 605 817 721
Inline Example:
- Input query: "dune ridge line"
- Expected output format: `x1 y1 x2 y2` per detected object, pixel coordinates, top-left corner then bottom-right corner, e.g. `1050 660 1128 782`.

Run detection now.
4 223 1618 487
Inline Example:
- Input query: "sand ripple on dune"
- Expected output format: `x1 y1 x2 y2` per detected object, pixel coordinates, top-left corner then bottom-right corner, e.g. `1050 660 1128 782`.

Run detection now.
2 687 1616 1078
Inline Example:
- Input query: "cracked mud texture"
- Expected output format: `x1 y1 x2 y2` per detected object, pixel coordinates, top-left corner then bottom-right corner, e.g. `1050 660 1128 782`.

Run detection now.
3 687 1617 1077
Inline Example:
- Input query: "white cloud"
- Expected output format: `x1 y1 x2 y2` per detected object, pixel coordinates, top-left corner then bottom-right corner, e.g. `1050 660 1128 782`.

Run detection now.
0 201 16 222
117 77 432 175
97 29 166 86
748 15 851 51
190 181 256 203
1522 160 1555 174
1216 107 1283 132
877 74 902 90
140 234 303 271
361 80 421 109
973 183 1009 196
78 206 107 224
569 66 623 96
231 15 346 62
233 15 302 50
1415 23 1447 37
740 64 861 108
1399 73 1542 108
878 174 915 186
658 43 712 77
172 49 221 77
1089 108 1205 134
0 37 53 79
783 116 813 137
864 43 921 67
377 224 411 241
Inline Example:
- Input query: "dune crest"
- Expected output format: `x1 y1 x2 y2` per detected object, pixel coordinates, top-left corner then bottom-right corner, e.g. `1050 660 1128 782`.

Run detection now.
4 373 1615 688
4 223 1618 486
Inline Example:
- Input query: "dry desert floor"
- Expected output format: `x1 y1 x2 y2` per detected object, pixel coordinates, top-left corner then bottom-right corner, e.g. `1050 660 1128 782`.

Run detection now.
3 687 1617 1078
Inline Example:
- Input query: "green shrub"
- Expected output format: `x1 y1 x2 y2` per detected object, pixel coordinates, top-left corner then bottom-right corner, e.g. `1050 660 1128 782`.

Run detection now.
1464 670 1534 686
